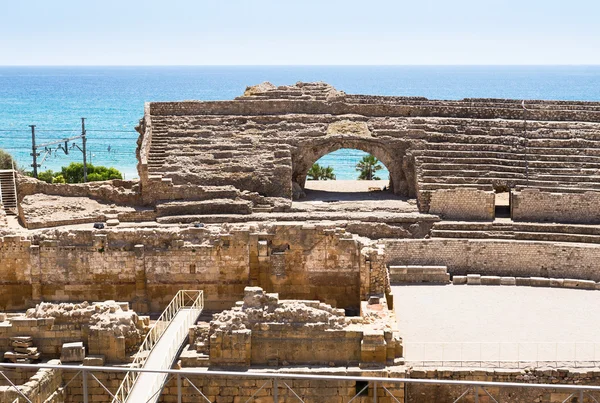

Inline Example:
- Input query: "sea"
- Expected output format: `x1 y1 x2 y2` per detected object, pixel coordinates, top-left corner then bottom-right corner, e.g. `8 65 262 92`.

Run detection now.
1 66 600 180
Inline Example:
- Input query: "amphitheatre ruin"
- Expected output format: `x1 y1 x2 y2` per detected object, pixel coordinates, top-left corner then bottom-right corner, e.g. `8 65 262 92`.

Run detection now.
3 81 600 401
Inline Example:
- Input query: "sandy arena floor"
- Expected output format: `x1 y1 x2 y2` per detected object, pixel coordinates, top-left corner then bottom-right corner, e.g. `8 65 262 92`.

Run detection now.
304 179 390 193
296 180 419 213
393 285 600 363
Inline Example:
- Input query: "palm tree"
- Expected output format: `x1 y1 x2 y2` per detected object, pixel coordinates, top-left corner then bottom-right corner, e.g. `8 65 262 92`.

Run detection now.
356 155 383 180
307 163 336 180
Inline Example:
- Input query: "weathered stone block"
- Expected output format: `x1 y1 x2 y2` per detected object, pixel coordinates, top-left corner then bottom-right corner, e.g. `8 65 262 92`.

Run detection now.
61 341 85 362
452 275 467 285
500 277 516 286
481 276 501 285
466 274 481 285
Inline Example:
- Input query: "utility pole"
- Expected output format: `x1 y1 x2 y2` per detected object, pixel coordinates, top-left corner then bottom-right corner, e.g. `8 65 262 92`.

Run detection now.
30 125 39 178
81 118 88 182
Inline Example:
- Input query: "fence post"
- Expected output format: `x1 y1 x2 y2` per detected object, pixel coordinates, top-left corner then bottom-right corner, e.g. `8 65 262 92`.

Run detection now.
83 369 89 403
177 374 182 403
474 385 479 403
373 381 377 403
273 378 278 403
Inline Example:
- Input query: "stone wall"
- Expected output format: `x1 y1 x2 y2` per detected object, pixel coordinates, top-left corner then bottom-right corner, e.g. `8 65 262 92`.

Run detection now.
158 367 405 403
0 223 378 312
17 175 141 206
63 369 124 403
512 189 600 224
427 189 495 220
205 287 401 369
138 82 600 206
405 367 600 403
0 301 147 363
385 239 600 281
0 360 62 403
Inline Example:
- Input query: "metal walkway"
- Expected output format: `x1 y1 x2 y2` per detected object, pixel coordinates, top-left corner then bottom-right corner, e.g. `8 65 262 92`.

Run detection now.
114 290 203 403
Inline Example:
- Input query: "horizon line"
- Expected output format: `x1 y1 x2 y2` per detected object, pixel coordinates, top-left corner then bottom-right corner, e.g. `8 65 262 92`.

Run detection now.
1 64 600 68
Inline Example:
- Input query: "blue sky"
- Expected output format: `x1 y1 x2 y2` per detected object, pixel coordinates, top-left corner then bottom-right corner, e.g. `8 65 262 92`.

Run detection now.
1 0 599 65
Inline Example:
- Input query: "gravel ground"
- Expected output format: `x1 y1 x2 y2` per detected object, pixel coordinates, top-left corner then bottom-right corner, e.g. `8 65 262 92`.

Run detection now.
393 284 600 363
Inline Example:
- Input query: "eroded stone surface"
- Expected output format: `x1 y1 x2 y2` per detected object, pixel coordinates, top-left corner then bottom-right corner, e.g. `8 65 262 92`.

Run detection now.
210 287 348 334
20 194 138 229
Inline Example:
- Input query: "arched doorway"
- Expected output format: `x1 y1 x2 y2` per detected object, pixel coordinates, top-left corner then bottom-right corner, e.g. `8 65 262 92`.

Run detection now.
291 138 410 199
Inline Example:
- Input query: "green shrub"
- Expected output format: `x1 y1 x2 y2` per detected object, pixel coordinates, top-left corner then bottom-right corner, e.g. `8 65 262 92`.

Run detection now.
34 163 122 183
0 149 16 170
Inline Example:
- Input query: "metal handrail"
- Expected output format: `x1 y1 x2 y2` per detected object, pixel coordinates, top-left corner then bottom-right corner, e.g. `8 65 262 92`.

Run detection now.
404 341 600 367
3 362 600 393
112 290 203 403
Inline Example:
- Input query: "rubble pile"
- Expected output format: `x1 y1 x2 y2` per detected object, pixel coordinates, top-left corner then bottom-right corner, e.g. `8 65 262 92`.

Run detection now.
210 287 348 335
4 336 41 363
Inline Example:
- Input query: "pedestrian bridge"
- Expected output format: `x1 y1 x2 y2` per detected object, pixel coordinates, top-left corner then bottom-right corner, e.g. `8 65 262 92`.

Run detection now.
113 290 203 403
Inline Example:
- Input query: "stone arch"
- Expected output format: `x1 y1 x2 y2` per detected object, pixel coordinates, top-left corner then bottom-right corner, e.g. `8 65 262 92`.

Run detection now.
291 136 410 197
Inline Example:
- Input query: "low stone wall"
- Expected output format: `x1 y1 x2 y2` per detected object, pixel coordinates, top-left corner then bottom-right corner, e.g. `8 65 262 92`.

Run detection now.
405 367 600 403
453 274 599 289
385 239 600 281
17 176 141 206
0 360 62 403
427 188 495 220
512 189 600 223
0 301 146 363
19 194 157 230
63 369 124 403
159 367 405 403
0 223 379 312
207 287 401 368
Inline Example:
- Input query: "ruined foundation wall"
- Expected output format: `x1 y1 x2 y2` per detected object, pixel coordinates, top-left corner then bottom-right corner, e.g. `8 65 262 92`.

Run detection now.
427 189 495 220
385 239 600 281
512 189 600 224
0 360 62 403
405 367 600 403
17 176 141 206
158 368 405 403
0 224 373 312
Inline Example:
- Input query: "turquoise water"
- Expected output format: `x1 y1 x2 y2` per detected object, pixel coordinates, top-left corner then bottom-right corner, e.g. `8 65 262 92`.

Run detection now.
1 66 600 180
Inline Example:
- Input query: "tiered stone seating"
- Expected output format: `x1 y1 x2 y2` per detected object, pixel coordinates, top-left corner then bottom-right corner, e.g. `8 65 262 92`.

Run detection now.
412 119 600 195
139 82 600 206
430 221 600 244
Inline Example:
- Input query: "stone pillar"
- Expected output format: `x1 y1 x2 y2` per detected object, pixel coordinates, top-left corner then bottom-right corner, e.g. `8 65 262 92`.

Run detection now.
132 244 149 313
360 330 387 368
30 244 42 304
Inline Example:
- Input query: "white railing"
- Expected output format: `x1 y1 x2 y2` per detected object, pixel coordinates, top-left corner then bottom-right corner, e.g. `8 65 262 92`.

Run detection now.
113 290 203 403
3 362 600 403
404 341 600 368
0 168 17 208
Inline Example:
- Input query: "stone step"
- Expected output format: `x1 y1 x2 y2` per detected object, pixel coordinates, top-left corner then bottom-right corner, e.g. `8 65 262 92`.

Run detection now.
431 221 600 243
433 221 514 231
418 176 600 191
430 230 516 239
418 149 600 163
418 183 494 191
414 149 600 162
388 265 450 284
513 231 600 244
156 199 254 217
420 169 526 178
